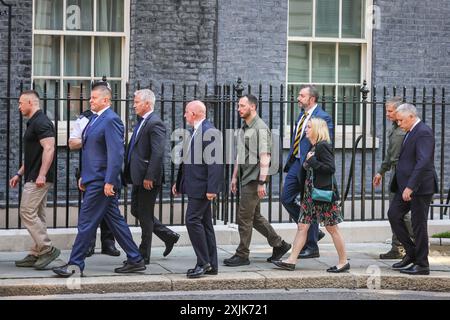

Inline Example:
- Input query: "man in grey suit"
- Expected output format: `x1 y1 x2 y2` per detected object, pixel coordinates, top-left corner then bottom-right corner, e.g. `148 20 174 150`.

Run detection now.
124 89 180 265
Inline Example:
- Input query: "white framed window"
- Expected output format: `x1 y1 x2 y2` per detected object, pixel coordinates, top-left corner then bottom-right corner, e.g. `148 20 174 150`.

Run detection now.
32 0 130 144
287 0 373 144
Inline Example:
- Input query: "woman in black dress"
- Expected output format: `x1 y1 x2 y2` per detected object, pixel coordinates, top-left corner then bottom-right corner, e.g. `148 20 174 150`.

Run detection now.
273 117 349 273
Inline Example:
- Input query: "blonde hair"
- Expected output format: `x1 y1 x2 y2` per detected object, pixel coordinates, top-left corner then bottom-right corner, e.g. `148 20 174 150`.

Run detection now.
309 117 331 144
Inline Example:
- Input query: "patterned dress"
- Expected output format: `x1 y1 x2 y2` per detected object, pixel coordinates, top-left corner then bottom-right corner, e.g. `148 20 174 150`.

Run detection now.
299 167 343 226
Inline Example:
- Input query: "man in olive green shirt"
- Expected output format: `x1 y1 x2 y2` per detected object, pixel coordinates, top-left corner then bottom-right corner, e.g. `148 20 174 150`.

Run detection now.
373 97 414 259
223 94 291 267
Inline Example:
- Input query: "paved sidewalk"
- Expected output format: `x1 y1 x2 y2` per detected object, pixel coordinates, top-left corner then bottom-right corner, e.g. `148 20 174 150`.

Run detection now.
0 242 449 297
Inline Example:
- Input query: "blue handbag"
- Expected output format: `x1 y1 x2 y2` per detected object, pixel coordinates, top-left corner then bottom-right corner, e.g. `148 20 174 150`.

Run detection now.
310 169 335 203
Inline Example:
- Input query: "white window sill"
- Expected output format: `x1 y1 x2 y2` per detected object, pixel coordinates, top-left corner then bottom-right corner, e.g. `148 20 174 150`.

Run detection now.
282 134 379 150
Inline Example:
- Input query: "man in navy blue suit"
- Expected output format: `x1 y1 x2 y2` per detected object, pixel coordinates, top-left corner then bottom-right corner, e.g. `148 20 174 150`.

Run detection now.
172 100 223 278
389 103 438 276
281 85 332 259
53 84 145 277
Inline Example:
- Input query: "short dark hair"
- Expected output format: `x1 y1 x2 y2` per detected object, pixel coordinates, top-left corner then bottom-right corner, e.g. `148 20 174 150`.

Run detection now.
300 85 319 103
20 89 40 100
91 81 112 99
241 94 258 109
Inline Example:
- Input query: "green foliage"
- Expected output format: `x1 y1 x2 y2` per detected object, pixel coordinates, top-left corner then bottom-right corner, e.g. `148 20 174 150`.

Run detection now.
431 231 450 238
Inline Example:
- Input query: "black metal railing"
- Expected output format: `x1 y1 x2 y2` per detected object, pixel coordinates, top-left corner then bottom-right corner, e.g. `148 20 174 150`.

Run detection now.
1 78 449 229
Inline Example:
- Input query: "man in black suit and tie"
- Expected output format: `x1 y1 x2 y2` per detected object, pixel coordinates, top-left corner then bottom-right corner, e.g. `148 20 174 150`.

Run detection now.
172 100 223 278
388 103 438 275
124 89 180 264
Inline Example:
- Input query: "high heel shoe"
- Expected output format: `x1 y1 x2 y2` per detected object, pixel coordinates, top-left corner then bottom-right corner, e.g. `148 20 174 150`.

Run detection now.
326 262 350 273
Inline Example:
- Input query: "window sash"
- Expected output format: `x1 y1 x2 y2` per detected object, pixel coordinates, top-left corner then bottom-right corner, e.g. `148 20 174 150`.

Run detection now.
31 0 129 126
287 0 371 130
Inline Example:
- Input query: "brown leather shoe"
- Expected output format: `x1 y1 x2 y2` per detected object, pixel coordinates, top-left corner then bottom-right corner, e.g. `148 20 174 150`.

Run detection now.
380 248 404 260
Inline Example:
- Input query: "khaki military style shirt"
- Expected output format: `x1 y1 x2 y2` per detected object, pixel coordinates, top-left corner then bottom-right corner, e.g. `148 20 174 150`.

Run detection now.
236 114 272 187
378 122 406 175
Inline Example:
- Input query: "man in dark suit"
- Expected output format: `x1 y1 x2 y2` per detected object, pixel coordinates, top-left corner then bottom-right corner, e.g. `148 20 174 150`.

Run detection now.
388 103 438 275
281 85 333 258
53 84 145 277
172 100 223 278
124 89 180 265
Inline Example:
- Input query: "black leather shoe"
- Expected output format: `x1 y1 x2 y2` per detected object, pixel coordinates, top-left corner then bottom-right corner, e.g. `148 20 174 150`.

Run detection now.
101 244 121 257
392 255 415 270
326 262 350 273
187 265 218 275
223 255 250 267
52 264 83 278
114 260 146 273
272 260 296 271
298 248 320 259
267 240 292 262
163 233 180 257
186 263 212 278
205 268 218 275
399 264 430 275
318 229 326 241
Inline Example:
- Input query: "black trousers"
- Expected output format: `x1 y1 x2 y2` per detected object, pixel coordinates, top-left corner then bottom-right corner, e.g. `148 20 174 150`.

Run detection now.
388 192 432 267
186 197 218 270
131 185 159 261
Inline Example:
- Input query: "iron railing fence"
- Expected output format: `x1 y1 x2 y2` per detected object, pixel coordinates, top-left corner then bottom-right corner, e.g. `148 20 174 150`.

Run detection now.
1 78 449 229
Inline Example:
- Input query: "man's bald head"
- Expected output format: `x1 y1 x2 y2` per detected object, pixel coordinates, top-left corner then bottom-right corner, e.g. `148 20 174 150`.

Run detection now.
185 100 207 126
187 100 206 115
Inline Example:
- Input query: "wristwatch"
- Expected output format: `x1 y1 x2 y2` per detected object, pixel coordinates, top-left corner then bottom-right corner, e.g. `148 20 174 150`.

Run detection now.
258 180 266 185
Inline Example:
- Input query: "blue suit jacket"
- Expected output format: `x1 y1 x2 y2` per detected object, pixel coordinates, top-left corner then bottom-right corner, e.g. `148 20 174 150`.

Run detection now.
284 105 334 172
81 107 124 188
176 119 223 199
391 121 438 196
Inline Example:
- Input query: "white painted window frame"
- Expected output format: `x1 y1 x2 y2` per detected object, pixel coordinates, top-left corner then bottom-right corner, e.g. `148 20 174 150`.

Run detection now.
286 0 375 149
31 0 130 145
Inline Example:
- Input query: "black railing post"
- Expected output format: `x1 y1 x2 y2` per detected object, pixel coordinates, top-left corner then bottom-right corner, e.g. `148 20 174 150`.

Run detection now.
268 84 273 222
65 83 71 227
381 86 387 218
234 77 244 100
371 85 377 220
2 0 13 225
439 88 446 218
279 84 284 222
159 83 165 223
53 81 59 227
360 80 370 221
232 78 244 224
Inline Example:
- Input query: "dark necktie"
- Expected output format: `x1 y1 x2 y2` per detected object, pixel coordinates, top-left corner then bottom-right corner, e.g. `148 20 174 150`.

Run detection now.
292 112 309 157
83 114 98 138
127 117 143 163
402 131 410 146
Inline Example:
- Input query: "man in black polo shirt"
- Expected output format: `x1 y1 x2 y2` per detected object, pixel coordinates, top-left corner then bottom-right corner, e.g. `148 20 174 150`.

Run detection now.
9 90 61 270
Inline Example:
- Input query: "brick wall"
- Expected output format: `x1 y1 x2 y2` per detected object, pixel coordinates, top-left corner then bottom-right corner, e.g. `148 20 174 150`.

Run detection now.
0 0 32 200
216 0 287 87
373 0 450 89
129 0 217 88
